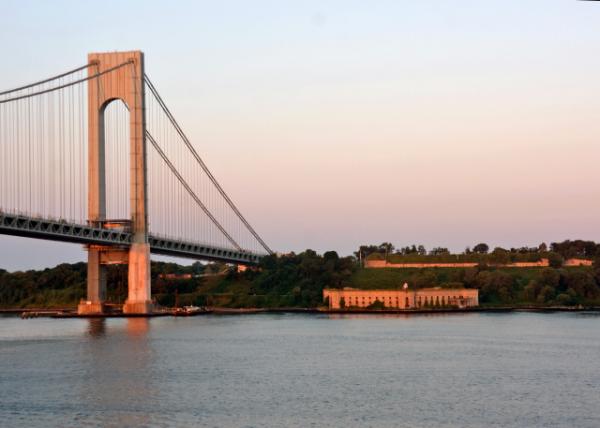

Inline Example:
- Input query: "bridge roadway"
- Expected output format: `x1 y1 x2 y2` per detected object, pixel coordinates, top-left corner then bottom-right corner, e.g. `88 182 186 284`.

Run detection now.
0 212 261 265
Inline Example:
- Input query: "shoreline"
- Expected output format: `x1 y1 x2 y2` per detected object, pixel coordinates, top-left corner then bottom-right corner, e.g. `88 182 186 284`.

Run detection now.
3 305 600 318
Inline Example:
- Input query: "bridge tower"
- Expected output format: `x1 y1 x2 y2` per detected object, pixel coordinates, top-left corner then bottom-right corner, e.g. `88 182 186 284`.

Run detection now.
78 51 152 315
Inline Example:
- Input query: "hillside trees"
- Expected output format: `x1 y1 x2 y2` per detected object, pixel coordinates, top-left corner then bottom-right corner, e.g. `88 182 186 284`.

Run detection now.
473 243 489 254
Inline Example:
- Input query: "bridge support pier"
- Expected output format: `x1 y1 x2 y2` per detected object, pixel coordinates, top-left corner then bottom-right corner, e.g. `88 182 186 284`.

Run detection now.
123 243 153 314
84 50 153 315
78 249 106 315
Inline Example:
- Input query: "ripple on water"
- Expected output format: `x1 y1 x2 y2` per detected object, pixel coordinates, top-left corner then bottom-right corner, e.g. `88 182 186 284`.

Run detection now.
0 313 599 427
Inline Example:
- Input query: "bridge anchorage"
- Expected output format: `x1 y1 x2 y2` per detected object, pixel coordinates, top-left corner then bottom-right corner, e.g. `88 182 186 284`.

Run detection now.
0 51 272 314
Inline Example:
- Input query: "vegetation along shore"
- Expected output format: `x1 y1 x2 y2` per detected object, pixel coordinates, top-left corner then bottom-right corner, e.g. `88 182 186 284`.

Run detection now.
2 240 600 311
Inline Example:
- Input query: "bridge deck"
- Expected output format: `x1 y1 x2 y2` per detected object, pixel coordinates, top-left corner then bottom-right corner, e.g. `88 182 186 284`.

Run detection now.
0 213 261 265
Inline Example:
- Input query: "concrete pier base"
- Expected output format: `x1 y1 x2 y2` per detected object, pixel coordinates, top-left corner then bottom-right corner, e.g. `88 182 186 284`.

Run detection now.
80 248 107 315
123 242 153 314
122 301 153 314
77 301 106 315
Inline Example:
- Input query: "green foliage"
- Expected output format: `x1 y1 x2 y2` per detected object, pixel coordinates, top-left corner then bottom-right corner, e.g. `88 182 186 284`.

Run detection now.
367 299 385 310
361 239 600 267
551 240 599 259
350 268 413 289
229 250 356 308
564 270 598 301
429 247 450 256
0 261 210 308
367 252 547 265
547 252 563 268
348 264 600 307
475 271 515 304
537 285 556 304
0 263 87 308
473 243 489 254
3 246 600 309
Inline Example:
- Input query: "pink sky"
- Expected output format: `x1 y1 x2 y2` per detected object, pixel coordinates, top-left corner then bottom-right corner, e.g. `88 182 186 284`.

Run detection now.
1 0 600 269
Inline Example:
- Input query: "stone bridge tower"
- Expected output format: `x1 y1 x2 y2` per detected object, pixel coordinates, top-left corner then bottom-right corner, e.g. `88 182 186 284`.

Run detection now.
78 51 152 315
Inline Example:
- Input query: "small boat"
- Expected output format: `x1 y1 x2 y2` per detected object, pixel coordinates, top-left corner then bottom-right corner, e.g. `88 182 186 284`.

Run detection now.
173 305 208 316
183 305 202 314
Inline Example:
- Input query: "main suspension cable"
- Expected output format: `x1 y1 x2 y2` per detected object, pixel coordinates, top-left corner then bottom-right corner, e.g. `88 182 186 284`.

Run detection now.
0 63 93 96
0 61 133 104
144 74 273 254
146 131 243 252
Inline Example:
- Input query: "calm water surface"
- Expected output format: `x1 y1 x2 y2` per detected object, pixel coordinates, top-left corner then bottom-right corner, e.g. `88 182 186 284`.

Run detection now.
1 312 599 427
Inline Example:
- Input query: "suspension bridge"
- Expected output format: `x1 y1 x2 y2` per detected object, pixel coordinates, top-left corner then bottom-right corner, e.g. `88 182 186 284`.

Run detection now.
0 51 272 314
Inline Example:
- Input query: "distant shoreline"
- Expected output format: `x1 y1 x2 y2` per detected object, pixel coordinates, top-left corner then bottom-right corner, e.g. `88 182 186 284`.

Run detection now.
3 305 600 318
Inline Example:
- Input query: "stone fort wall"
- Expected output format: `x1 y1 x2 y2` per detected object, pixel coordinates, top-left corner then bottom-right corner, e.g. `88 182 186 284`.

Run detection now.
323 288 479 310
364 258 593 269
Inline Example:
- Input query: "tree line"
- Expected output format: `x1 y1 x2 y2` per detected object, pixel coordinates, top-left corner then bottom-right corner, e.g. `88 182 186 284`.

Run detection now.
0 251 357 309
2 241 600 309
396 264 600 306
357 240 600 265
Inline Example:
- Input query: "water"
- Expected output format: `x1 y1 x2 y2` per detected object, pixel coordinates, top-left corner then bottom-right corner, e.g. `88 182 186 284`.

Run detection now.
1 312 599 427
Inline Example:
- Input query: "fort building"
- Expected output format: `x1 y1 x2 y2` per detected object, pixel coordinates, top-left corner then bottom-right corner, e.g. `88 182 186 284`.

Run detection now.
323 287 479 310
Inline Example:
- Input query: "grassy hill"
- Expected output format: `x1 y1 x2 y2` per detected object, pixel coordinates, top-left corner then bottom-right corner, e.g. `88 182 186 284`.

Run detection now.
367 252 551 265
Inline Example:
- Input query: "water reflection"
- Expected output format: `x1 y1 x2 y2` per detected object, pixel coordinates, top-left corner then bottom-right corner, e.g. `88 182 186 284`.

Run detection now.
86 319 106 338
575 311 600 318
2 313 600 427
126 317 151 337
326 312 479 320
78 317 157 426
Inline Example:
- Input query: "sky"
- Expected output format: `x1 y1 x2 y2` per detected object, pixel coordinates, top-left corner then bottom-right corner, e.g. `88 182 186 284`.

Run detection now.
1 0 600 270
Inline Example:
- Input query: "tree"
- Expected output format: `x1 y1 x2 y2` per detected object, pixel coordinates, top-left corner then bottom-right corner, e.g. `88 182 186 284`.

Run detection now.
412 270 438 289
539 268 560 288
399 245 419 255
323 251 339 262
556 293 574 306
537 285 555 304
354 245 380 259
547 252 563 268
368 299 385 310
462 268 479 289
429 247 450 256
490 247 510 265
476 270 515 303
565 270 599 301
592 255 600 281
473 243 489 254
523 280 539 302
379 242 395 254
191 261 204 274
551 240 599 259
417 245 427 255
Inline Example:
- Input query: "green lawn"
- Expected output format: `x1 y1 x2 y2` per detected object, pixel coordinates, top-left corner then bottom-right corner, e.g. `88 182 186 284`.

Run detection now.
347 266 593 290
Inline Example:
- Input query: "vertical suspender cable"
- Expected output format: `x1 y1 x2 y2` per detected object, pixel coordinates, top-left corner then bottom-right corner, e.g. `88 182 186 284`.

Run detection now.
144 76 272 254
